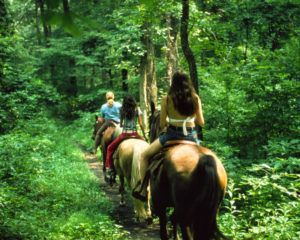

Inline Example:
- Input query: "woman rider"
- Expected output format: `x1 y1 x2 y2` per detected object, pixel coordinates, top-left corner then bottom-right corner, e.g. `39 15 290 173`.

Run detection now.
94 91 122 154
133 71 205 201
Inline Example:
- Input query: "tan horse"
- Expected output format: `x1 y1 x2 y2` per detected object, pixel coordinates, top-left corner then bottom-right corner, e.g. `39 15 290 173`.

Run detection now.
102 128 152 222
148 105 228 240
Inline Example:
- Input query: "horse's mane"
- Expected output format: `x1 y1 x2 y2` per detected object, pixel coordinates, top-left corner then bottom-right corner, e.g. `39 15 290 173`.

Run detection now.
149 109 161 143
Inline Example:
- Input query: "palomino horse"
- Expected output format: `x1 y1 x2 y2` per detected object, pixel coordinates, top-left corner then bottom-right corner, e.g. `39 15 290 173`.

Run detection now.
94 118 152 222
148 104 228 240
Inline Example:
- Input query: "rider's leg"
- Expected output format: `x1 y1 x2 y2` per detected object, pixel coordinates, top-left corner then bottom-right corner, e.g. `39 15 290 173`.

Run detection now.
94 120 110 152
142 138 162 164
132 138 162 201
105 133 126 170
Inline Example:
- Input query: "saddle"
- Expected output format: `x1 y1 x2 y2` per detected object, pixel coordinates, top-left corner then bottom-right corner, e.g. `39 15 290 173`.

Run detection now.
148 140 198 176
111 133 144 160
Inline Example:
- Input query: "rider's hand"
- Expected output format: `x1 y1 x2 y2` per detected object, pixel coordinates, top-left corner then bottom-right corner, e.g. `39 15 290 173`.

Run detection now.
98 117 104 123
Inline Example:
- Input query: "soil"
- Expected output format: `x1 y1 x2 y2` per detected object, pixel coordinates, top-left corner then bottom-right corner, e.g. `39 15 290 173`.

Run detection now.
83 149 161 240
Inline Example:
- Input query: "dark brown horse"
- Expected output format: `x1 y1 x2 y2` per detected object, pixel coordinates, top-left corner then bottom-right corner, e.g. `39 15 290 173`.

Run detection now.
148 104 228 240
92 116 119 172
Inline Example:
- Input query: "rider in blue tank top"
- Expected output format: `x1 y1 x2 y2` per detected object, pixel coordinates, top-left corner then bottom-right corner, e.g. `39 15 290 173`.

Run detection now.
94 92 122 153
100 99 122 123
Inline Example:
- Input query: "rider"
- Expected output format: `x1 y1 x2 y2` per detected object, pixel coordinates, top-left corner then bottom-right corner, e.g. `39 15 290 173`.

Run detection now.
94 91 122 153
132 71 205 201
105 95 146 180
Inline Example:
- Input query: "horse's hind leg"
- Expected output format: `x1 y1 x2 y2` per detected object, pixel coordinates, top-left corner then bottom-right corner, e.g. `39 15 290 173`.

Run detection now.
119 175 126 206
180 224 192 240
158 209 168 240
170 213 179 240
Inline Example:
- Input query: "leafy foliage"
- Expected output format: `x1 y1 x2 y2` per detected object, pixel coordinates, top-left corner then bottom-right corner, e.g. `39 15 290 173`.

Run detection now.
0 113 129 240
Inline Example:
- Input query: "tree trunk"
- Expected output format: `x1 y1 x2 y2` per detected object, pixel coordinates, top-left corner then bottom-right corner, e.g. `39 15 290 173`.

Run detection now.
38 0 50 44
180 0 199 93
139 56 148 126
166 14 179 86
107 69 113 88
67 58 77 96
62 0 70 12
140 23 157 126
35 0 41 45
121 69 128 92
0 0 10 85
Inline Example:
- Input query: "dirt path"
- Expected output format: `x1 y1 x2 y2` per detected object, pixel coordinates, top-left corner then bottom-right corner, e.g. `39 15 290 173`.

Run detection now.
83 150 161 240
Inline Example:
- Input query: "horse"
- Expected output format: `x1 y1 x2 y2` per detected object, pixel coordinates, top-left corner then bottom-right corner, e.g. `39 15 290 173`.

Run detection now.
94 117 152 222
92 116 118 173
148 103 228 240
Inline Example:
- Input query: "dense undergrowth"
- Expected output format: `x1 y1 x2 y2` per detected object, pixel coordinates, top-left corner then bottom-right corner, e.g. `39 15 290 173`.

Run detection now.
1 111 299 239
0 112 129 240
210 141 300 239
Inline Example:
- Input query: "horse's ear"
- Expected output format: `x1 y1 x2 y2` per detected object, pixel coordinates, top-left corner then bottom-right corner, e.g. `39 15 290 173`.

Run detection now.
150 101 155 115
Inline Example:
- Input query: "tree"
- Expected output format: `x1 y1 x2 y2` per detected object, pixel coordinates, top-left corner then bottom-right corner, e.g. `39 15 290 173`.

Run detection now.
181 0 199 92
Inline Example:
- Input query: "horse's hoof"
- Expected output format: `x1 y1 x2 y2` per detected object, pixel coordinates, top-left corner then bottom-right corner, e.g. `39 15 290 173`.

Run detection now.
146 217 153 225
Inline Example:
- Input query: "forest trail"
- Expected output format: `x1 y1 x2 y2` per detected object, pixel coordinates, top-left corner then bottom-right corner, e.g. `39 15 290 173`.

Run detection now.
82 149 161 240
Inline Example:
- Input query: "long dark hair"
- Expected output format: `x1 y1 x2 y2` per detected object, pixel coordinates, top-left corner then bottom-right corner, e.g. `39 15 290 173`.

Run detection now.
120 95 137 122
168 71 197 116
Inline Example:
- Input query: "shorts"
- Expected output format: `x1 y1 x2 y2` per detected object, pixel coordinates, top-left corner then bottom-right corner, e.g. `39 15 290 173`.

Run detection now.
158 126 197 146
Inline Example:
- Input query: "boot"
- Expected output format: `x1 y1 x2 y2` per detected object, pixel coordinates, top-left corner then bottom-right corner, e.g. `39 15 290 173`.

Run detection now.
132 172 149 202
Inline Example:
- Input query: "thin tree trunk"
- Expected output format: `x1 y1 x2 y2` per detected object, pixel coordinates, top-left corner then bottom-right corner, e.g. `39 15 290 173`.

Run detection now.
121 69 128 92
139 56 148 126
139 23 157 127
38 0 50 44
62 0 70 12
0 0 10 85
180 0 199 93
166 14 179 86
35 0 41 45
107 69 113 88
68 58 77 96
90 66 95 89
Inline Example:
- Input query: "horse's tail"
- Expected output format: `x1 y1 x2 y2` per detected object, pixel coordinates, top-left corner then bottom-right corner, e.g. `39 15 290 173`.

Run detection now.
131 141 149 189
189 154 227 240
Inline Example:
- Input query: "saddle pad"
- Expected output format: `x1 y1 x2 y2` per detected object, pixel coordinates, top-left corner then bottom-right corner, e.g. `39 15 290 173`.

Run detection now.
164 140 198 147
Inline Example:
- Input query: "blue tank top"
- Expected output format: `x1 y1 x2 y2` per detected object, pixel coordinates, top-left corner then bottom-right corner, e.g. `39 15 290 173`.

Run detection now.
100 101 122 123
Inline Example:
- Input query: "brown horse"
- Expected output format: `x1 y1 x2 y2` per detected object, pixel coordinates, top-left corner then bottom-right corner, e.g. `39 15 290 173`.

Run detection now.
148 104 228 240
92 116 119 173
95 119 152 222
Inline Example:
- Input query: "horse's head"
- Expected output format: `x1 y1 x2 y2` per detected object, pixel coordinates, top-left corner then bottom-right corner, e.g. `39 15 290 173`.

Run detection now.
149 101 162 143
92 115 104 140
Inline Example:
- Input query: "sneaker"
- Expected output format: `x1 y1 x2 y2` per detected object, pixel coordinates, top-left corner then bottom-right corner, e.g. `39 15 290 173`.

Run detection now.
103 168 110 182
105 169 116 185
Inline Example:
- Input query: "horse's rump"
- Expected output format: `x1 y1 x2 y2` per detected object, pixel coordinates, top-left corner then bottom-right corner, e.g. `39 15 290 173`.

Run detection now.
114 138 149 185
150 144 227 239
113 138 151 221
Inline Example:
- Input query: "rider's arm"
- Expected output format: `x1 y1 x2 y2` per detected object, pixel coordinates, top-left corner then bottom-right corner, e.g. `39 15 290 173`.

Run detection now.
98 104 106 122
194 95 205 127
137 108 147 140
160 96 168 129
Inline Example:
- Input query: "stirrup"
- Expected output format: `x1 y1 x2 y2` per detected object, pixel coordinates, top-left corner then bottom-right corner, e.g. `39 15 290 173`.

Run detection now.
132 190 147 202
